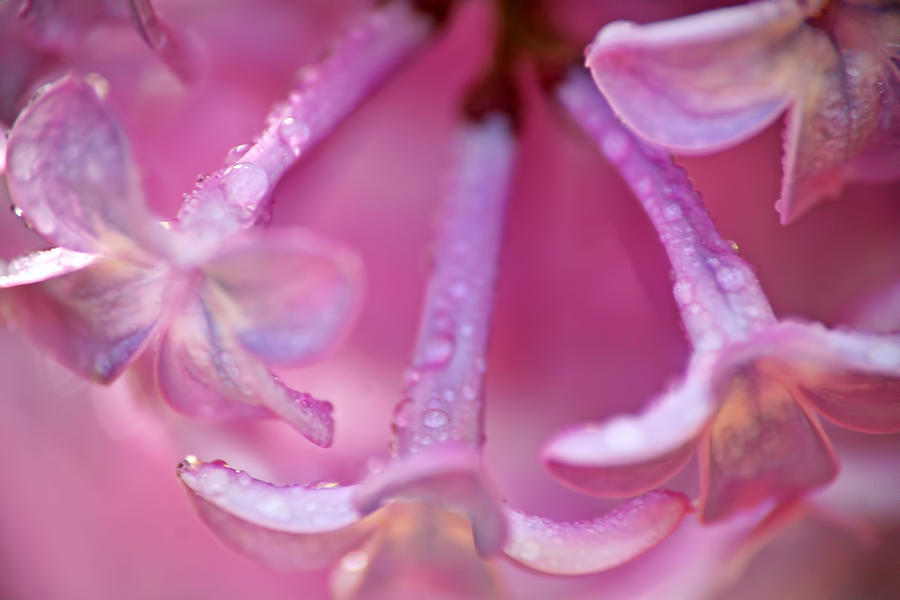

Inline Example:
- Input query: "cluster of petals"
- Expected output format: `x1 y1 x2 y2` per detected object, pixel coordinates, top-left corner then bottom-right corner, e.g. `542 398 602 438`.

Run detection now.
543 71 900 522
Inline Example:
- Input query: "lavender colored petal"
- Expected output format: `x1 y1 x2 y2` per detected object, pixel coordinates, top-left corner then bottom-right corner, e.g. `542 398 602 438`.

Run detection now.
10 255 168 382
355 446 507 557
558 71 775 354
722 321 900 434
127 0 198 83
201 228 363 366
699 362 838 522
586 0 821 153
542 355 714 497
503 490 692 575
176 1 431 244
0 247 97 288
5 76 160 254
157 294 334 446
177 458 380 571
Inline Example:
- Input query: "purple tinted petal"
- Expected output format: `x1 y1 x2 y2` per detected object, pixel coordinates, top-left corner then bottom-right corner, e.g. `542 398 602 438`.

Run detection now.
586 0 821 152
392 115 515 456
177 457 380 571
127 0 199 83
503 490 692 575
699 362 838 522
726 321 900 434
355 447 507 557
542 354 714 497
158 295 335 446
201 228 363 366
558 71 775 353
0 247 97 288
5 76 159 253
10 255 168 382
177 2 431 241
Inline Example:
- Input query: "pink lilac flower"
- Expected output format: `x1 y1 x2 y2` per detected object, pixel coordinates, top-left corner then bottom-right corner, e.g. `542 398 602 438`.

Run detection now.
0 2 435 446
0 0 899 598
543 71 900 522
177 115 691 594
585 0 900 223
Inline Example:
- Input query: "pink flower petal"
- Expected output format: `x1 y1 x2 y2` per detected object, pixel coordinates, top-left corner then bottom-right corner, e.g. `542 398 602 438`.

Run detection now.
502 490 692 575
201 228 363 366
157 295 335 446
542 356 714 497
5 76 160 254
723 321 900 434
177 457 381 571
699 361 838 522
586 0 820 153
10 255 168 382
176 1 431 243
0 247 97 288
127 0 199 83
355 446 507 557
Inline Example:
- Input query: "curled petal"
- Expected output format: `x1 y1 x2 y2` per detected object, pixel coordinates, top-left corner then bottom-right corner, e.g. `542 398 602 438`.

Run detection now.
5 77 159 254
503 490 692 575
10 256 167 382
586 0 821 152
727 321 900 434
355 447 507 557
699 361 838 522
201 228 364 366
0 247 97 288
177 458 380 571
542 354 716 497
157 295 334 446
128 0 199 83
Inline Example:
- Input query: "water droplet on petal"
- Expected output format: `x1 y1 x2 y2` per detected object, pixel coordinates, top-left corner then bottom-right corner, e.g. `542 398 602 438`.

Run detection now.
312 480 339 489
226 143 251 164
279 117 311 157
421 333 455 367
220 162 269 218
423 408 449 428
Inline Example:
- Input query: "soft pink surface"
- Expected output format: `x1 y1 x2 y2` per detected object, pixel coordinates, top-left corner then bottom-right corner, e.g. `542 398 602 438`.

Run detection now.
1 1 898 599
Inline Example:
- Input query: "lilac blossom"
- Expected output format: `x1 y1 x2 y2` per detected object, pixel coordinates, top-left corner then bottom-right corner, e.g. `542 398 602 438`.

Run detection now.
585 0 900 223
1 2 435 445
543 71 900 522
177 116 691 592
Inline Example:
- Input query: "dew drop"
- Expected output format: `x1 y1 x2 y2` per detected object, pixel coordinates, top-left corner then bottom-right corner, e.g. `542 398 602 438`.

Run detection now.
220 162 269 217
423 408 449 428
226 143 251 164
12 205 23 218
279 117 311 157
421 333 455 367
312 480 339 489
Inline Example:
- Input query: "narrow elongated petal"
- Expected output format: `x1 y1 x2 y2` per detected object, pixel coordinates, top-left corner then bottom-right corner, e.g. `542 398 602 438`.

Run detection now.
0 247 97 288
176 1 432 243
542 355 713 497
177 458 381 571
558 71 775 353
699 364 837 522
723 321 900 434
586 0 821 152
201 228 363 366
10 255 168 382
503 491 692 575
157 295 335 446
5 77 159 254
355 447 507 557
128 0 198 83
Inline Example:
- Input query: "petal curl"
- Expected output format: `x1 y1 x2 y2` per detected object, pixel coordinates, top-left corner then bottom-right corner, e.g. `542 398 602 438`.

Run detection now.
201 228 363 366
157 294 335 446
177 457 380 571
699 361 838 522
0 247 97 288
542 354 715 497
355 447 507 557
5 76 159 254
10 255 168 382
726 321 900 434
586 0 822 152
503 490 691 575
